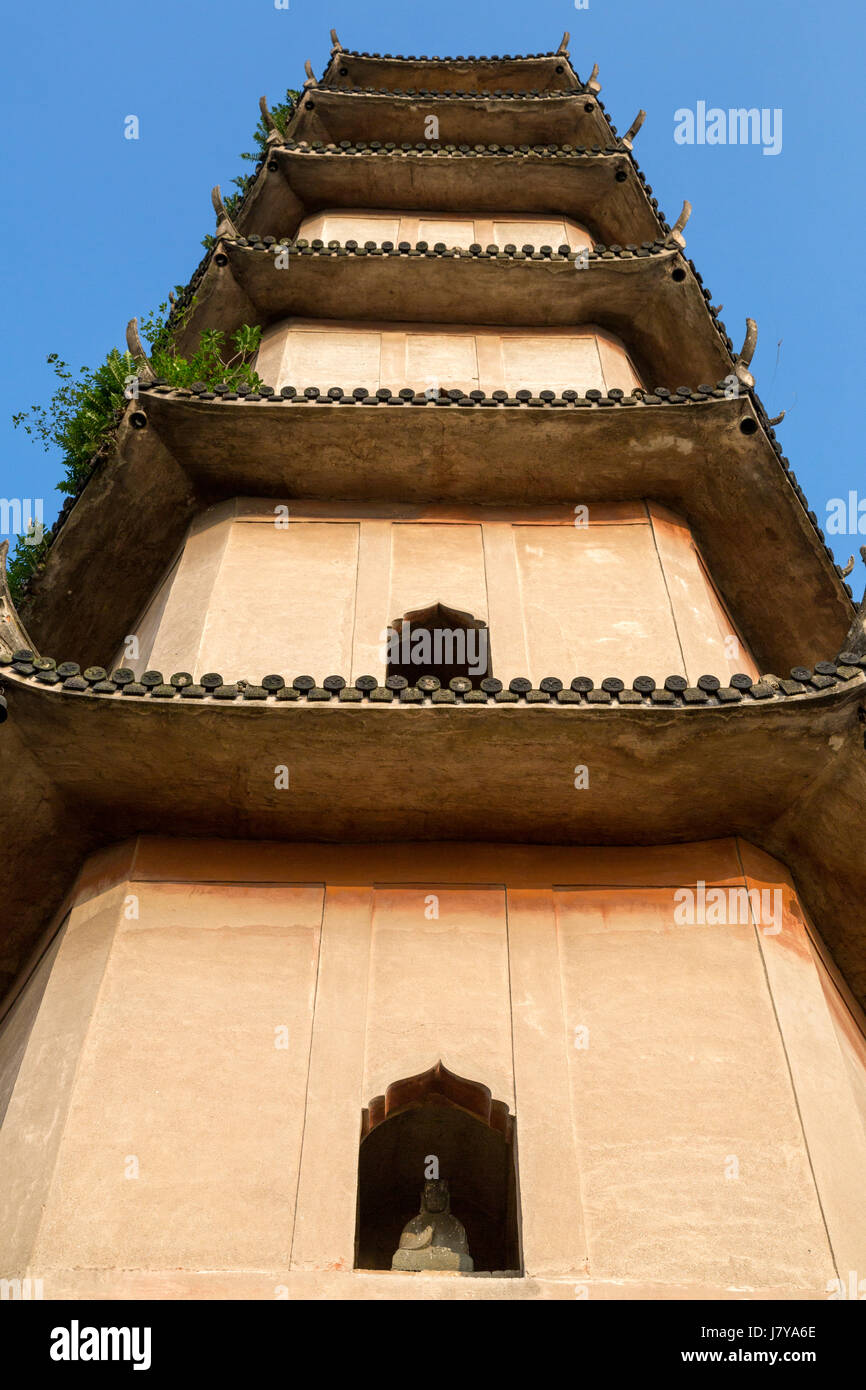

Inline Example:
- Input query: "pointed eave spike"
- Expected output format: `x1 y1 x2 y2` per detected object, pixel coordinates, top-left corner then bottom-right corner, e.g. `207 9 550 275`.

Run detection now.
768 409 785 426
557 31 570 55
621 109 646 151
259 95 275 132
259 95 281 146
303 59 316 88
125 318 155 384
842 555 856 578
330 28 342 52
211 185 240 241
738 318 758 368
733 318 757 389
0 539 38 661
842 547 866 655
665 199 691 249
586 62 601 95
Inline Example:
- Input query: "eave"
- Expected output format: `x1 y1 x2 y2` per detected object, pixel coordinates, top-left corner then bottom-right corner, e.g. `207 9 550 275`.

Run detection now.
176 238 731 390
230 144 664 256
318 50 583 95
16 391 852 674
1 669 864 1009
288 87 612 150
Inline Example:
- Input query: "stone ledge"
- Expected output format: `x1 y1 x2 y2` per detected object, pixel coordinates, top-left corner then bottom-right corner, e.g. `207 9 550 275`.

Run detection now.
16 1266 840 1302
2 652 862 712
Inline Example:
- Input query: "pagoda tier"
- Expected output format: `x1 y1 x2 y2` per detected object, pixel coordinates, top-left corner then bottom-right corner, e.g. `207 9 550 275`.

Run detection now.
1 662 865 1011
4 831 863 1298
317 42 584 94
16 390 851 671
174 237 731 390
237 144 664 248
288 88 614 149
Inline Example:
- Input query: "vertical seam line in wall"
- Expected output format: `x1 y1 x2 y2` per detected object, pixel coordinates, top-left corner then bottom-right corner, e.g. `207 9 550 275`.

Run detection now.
28 887 127 1264
129 834 143 885
353 887 376 1271
120 548 183 677
646 501 688 680
480 524 492 670
798 923 866 1149
803 916 866 1043
554 889 592 1276
502 886 517 1113
503 886 526 1275
508 524 532 678
734 838 841 1284
348 521 363 684
287 883 328 1271
589 337 603 396
362 885 375 1100
191 509 235 684
694 544 753 679
787 886 866 1182
0 913 70 1037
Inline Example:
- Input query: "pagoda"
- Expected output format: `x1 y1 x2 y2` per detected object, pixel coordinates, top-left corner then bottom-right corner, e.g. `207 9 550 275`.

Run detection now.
1 31 865 1301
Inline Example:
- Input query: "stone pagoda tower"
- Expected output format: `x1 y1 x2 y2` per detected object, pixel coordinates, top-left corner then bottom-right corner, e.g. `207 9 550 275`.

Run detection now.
1 32 865 1302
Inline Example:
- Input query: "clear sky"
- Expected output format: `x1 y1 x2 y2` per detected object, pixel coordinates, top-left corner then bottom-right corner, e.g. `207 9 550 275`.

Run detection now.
2 0 864 578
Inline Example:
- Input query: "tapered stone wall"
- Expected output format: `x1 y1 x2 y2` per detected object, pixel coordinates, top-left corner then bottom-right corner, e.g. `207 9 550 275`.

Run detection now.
255 320 642 396
1 836 863 1300
115 498 758 687
296 208 594 251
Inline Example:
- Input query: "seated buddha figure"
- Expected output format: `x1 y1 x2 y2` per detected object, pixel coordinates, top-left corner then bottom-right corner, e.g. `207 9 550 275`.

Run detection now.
391 1178 474 1272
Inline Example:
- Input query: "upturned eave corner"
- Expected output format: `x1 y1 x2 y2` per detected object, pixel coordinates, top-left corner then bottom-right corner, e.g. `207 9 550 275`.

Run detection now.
0 540 37 663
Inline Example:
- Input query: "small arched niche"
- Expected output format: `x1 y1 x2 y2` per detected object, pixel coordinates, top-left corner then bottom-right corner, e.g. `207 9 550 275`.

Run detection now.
355 1061 521 1274
386 602 491 689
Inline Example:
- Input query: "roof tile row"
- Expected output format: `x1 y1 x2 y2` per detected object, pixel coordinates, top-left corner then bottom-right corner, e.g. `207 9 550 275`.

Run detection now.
3 652 863 709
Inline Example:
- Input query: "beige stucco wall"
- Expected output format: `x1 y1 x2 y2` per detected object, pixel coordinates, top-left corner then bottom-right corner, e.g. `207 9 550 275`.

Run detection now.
298 208 594 251
255 319 641 396
117 498 758 687
1 835 864 1300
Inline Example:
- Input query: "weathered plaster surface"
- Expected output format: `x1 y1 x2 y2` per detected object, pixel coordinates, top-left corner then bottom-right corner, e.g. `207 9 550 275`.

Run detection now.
1 837 863 1299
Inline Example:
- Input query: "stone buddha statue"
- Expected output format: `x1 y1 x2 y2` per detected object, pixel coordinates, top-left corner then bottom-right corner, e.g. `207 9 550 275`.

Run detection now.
391 1178 474 1272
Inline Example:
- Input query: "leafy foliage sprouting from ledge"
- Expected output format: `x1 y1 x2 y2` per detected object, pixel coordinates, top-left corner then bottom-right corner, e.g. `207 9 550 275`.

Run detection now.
8 88 298 603
9 314 262 602
143 305 263 392
13 350 139 498
202 87 299 249
5 527 50 602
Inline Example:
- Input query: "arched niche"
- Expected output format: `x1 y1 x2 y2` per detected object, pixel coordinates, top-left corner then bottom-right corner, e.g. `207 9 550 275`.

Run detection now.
385 602 491 689
355 1061 521 1274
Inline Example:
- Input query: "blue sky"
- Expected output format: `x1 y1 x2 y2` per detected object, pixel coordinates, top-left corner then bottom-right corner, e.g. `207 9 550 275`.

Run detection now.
2 0 864 574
